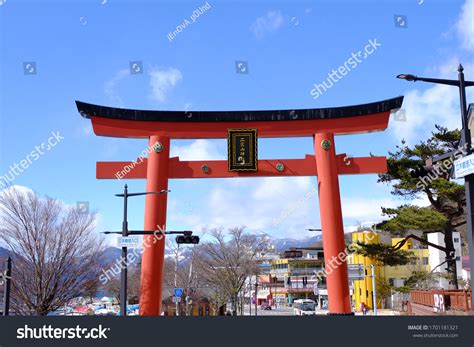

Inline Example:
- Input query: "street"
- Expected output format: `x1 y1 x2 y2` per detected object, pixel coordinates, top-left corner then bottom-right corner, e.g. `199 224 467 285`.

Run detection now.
242 304 329 316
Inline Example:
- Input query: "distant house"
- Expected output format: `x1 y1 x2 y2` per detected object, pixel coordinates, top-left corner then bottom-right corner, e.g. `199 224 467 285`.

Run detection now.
161 294 222 316
461 255 471 287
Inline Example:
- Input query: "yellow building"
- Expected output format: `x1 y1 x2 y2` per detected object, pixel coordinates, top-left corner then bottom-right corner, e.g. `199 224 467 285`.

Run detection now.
348 233 431 311
382 238 430 287
348 231 382 311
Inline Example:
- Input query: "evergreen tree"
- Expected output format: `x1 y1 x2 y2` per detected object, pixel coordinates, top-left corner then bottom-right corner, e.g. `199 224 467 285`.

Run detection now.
376 125 466 288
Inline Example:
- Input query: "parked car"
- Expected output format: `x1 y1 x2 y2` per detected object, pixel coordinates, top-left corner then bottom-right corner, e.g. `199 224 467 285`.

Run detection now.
260 302 272 310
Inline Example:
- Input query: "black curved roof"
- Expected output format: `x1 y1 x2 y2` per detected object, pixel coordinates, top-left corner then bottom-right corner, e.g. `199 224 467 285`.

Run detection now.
76 96 403 122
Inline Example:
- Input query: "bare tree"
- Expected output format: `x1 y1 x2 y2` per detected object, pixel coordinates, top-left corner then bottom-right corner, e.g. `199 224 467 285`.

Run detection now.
163 239 209 315
196 226 269 315
0 187 105 315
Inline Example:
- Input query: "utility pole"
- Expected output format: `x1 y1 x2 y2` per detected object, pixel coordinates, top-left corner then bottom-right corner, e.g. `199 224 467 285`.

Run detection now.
254 275 258 316
371 264 377 316
174 244 180 316
119 185 129 318
249 282 252 316
103 186 200 317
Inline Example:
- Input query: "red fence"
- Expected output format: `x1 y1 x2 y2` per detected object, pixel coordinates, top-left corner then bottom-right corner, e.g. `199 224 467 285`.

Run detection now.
409 289 472 315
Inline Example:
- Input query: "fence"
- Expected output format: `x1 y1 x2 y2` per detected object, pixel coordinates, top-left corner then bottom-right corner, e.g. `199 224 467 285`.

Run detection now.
409 289 472 315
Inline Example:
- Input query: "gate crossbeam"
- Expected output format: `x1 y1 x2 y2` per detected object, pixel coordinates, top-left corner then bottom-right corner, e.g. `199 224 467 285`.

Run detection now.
97 154 387 179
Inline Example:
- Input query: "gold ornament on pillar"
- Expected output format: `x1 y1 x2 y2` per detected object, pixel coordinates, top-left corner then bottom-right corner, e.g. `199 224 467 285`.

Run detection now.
321 139 331 150
152 141 163 153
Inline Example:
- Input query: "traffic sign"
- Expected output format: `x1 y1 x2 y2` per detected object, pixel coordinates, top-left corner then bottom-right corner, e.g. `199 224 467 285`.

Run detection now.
454 153 474 178
116 235 140 248
348 264 365 281
174 288 183 297
172 296 181 303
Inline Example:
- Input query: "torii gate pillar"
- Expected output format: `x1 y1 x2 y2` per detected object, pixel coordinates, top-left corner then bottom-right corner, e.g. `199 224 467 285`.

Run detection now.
314 133 352 314
140 135 170 316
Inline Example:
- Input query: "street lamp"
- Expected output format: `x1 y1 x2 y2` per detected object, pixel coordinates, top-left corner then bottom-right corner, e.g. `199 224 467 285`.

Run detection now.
109 184 169 317
397 64 474 299
102 183 197 317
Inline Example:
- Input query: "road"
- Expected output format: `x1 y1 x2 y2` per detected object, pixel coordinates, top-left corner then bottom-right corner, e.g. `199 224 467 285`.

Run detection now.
242 304 329 316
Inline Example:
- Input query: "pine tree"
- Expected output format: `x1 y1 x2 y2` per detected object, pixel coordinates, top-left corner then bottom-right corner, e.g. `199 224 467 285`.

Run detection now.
376 125 466 288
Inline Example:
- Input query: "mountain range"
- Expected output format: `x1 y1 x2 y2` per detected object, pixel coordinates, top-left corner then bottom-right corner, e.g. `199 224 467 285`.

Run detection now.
0 233 349 268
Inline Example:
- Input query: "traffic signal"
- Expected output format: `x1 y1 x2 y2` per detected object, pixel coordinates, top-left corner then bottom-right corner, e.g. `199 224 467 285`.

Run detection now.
409 165 433 178
283 250 303 258
176 235 200 244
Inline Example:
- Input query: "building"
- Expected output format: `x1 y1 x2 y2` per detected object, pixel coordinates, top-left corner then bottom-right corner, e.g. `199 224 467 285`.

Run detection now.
428 231 463 288
270 255 325 306
461 256 471 286
348 231 430 311
347 231 382 311
383 237 430 287
162 296 219 316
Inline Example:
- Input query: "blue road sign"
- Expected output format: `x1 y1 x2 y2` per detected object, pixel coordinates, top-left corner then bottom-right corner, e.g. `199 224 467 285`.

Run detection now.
174 288 183 297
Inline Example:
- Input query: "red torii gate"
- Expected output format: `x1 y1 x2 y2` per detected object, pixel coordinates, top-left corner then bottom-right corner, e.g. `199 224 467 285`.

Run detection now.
76 96 403 316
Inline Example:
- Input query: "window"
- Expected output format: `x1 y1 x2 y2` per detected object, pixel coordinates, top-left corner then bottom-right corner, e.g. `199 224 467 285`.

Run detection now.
389 278 394 286
198 307 203 316
205 307 210 316
454 238 459 243
422 257 429 265
456 256 460 261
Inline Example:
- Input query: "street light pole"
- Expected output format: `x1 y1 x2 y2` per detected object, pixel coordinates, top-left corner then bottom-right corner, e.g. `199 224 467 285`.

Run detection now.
249 282 252 316
371 264 377 316
254 276 258 316
112 185 171 316
397 65 474 301
174 244 180 316
119 184 129 317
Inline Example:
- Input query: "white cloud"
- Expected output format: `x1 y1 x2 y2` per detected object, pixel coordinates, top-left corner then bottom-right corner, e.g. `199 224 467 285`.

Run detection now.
149 67 183 103
341 196 396 221
104 69 129 106
170 139 225 160
457 0 474 51
390 0 474 144
250 10 285 39
391 83 461 143
391 61 474 144
168 177 320 240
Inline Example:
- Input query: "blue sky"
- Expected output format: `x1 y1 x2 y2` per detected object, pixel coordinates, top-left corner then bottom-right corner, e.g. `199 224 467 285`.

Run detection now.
1 0 473 245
